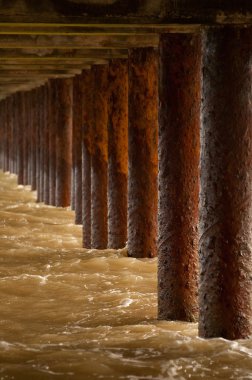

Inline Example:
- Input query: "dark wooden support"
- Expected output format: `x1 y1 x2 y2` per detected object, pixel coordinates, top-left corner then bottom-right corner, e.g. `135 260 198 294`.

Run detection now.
108 59 128 249
158 33 202 322
55 78 73 208
82 70 93 249
91 65 109 249
199 26 252 339
128 47 158 258
48 80 57 206
72 74 83 224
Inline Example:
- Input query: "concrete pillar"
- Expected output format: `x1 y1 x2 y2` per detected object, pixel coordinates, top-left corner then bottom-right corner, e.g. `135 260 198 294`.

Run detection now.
48 80 57 206
128 48 158 258
55 78 73 208
82 70 93 248
108 59 128 249
199 26 252 339
91 65 109 249
158 34 201 322
72 75 83 224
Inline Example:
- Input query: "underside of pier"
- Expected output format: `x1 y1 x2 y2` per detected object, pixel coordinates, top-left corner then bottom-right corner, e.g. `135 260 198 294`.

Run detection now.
0 0 251 341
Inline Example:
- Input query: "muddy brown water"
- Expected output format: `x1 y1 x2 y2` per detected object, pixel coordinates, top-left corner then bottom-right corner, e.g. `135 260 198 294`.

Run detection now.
0 171 251 380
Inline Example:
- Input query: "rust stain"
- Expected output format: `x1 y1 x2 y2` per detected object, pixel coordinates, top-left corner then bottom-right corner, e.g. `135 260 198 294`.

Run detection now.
158 33 202 323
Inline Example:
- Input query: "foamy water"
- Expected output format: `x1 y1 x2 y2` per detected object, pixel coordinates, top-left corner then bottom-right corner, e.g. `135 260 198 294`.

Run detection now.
0 171 252 379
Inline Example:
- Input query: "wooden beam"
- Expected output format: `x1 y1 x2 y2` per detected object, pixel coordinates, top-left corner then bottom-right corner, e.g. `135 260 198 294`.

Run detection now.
0 23 198 35
0 34 159 48
0 64 91 70
0 48 127 59
0 1 250 24
0 69 81 77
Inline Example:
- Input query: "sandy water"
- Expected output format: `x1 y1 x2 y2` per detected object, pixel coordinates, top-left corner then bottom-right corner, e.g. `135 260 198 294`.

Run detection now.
0 171 251 380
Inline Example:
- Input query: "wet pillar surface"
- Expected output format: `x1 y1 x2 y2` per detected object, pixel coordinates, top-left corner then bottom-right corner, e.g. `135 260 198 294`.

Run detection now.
158 34 201 322
22 92 29 186
30 90 37 191
8 97 14 174
38 87 45 202
17 93 24 185
199 26 252 339
91 65 109 249
72 75 83 224
82 70 93 249
48 80 57 206
35 88 41 199
55 78 73 208
3 100 8 173
108 59 128 249
128 48 158 258
43 84 50 205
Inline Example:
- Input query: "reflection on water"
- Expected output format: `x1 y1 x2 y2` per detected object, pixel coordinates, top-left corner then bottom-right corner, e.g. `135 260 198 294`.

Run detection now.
0 171 252 380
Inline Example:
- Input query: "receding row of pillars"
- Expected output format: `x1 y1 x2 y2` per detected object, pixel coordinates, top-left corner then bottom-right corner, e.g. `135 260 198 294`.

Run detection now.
0 26 251 340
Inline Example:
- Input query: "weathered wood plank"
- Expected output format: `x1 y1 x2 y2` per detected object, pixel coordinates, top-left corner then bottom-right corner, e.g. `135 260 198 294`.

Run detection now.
0 0 250 24
0 34 159 48
0 48 127 59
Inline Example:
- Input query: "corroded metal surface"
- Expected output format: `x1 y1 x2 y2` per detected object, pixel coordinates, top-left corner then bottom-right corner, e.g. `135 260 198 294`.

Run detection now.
22 92 29 186
128 47 158 258
108 59 128 249
35 88 41 199
17 93 24 185
55 78 73 208
43 84 50 205
199 26 252 339
91 65 109 249
158 33 201 322
30 90 37 191
82 70 93 249
48 80 57 206
72 75 83 225
38 87 45 202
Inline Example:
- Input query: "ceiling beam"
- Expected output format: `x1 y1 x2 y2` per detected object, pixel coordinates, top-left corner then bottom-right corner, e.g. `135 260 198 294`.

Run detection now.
0 34 159 49
0 48 127 60
0 0 250 24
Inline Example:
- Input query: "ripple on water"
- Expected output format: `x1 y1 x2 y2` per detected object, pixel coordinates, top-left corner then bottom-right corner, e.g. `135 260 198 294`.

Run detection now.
0 171 252 380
